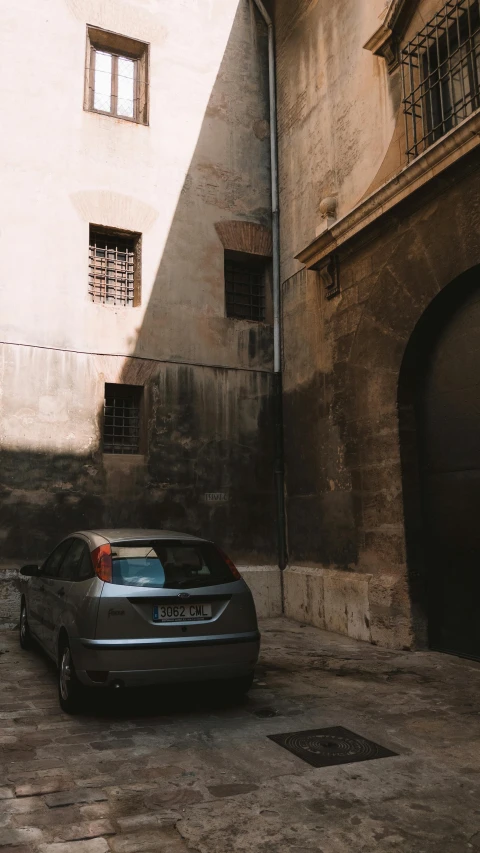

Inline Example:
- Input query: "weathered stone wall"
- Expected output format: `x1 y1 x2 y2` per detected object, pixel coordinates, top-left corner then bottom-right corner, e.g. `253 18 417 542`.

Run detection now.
0 347 277 561
281 147 480 648
274 0 396 282
274 0 480 648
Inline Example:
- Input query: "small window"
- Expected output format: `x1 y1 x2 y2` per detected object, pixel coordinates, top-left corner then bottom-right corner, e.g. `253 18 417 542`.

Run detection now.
108 540 238 589
402 0 480 160
89 226 141 307
225 252 267 322
58 539 93 582
85 26 148 124
103 384 143 455
41 540 74 579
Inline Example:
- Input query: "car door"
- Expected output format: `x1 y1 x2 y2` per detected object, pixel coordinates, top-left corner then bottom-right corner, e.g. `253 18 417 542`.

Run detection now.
40 539 75 651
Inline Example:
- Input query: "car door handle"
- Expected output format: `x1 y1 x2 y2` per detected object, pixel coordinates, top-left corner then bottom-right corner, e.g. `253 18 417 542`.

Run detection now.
57 587 65 598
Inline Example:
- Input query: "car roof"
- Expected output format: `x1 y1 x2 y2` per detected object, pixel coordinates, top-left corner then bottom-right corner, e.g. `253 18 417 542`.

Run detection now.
74 529 208 545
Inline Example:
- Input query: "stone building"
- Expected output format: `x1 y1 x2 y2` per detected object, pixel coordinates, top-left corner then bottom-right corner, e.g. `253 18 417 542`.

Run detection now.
277 0 480 660
0 0 281 620
2 0 480 661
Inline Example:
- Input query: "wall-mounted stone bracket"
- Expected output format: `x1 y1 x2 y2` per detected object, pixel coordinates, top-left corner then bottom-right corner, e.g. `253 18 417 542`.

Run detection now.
363 0 418 72
364 23 399 71
317 255 340 300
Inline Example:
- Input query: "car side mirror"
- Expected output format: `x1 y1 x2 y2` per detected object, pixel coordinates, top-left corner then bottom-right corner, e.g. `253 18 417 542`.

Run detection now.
20 565 40 577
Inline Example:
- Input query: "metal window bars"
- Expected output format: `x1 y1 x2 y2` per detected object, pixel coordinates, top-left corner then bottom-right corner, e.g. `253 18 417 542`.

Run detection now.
89 230 136 307
225 258 266 321
103 385 142 455
401 0 480 160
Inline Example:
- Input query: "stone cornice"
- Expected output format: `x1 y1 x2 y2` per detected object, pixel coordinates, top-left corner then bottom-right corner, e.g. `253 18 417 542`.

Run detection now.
363 0 418 68
296 111 480 270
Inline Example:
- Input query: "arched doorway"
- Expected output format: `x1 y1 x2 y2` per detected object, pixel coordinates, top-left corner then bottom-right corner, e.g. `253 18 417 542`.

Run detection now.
399 266 480 660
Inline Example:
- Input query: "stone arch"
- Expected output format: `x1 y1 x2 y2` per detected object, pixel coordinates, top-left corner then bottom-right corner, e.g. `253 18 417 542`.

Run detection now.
214 220 272 257
345 209 480 648
398 264 480 652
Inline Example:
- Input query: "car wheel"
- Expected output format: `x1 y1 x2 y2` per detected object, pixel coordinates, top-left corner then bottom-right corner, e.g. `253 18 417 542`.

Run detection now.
19 600 32 650
58 640 83 714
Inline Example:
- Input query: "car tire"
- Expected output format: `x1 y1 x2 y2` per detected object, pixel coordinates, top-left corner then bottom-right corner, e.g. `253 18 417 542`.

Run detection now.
58 639 83 714
19 600 32 650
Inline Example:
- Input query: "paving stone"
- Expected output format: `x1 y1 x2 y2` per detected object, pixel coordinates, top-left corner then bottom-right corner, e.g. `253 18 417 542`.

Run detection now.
1 797 49 815
38 840 109 853
52 820 115 843
12 806 82 831
115 813 180 832
0 787 14 799
0 847 33 853
45 791 108 809
78 804 111 821
207 783 259 798
107 828 187 853
89 741 134 752
0 825 44 845
15 780 72 798
144 786 205 809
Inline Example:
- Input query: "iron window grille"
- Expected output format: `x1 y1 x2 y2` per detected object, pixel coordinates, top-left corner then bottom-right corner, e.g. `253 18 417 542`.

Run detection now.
85 28 149 125
225 255 266 322
89 227 140 307
103 384 143 455
402 0 480 161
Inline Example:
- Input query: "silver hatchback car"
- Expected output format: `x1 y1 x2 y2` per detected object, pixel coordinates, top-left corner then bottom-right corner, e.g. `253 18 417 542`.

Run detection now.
19 529 260 712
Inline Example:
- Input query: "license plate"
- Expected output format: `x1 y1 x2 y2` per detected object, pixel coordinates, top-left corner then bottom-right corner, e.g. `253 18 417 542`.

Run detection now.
153 603 213 622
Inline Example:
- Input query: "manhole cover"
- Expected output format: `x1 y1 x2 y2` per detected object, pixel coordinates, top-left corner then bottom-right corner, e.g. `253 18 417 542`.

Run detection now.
268 726 397 768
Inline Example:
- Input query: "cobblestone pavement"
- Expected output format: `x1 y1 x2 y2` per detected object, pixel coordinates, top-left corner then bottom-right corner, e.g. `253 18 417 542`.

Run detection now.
1 618 480 853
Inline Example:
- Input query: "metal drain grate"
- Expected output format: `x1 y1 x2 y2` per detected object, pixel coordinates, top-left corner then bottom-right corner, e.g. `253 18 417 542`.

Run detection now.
268 726 397 768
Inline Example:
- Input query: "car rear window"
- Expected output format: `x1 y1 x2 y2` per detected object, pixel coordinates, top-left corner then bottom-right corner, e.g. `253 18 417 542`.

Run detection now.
109 540 236 588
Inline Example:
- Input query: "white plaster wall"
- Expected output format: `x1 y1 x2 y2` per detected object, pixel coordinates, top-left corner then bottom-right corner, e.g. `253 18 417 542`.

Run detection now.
0 0 272 372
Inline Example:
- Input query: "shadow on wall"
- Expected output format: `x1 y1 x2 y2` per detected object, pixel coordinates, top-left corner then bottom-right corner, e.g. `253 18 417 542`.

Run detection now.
0 1 277 565
116 0 276 564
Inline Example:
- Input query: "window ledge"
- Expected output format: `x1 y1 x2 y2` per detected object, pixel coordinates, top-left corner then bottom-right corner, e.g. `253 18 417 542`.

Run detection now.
296 110 480 270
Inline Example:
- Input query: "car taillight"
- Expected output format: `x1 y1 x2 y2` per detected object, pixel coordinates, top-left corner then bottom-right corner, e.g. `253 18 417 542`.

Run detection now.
217 547 242 581
91 544 113 583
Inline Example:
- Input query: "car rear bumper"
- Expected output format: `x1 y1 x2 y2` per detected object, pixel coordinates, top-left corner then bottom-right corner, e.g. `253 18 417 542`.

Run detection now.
71 631 260 688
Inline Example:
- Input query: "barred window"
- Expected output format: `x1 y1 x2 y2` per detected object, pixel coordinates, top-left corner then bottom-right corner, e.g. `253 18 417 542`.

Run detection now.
89 226 141 307
402 0 480 160
85 27 149 125
225 253 267 322
103 384 143 455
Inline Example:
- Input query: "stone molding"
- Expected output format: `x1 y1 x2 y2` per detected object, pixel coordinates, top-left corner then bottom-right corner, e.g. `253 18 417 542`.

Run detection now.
363 0 418 69
215 220 273 257
296 110 480 270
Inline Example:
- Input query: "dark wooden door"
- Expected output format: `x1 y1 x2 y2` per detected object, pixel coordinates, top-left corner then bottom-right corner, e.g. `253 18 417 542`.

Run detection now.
419 284 480 660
